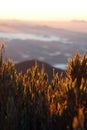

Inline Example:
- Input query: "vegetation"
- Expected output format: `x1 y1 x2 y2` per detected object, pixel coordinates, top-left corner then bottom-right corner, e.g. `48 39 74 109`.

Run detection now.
0 42 87 130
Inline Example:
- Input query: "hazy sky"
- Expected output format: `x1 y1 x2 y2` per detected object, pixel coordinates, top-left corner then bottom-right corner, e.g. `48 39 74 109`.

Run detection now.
0 0 87 21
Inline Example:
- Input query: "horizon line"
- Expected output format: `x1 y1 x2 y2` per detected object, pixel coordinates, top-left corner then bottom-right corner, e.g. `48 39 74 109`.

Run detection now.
0 18 87 23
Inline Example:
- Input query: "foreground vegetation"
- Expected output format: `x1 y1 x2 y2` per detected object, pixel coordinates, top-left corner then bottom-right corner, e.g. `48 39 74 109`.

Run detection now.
0 42 87 130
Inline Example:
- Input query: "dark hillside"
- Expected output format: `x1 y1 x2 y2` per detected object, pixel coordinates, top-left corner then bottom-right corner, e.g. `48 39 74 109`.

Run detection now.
15 60 66 82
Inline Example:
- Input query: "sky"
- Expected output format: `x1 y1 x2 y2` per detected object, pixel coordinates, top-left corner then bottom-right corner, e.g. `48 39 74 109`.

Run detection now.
0 0 87 21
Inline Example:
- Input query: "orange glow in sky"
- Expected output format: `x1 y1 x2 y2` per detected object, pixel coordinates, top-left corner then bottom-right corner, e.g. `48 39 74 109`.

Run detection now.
0 0 87 21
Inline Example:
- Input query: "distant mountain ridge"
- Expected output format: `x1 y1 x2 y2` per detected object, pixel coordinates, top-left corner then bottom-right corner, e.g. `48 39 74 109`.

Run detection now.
71 20 87 23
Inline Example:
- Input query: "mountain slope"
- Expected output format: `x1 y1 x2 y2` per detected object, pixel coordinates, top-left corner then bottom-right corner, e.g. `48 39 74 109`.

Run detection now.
15 60 66 82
